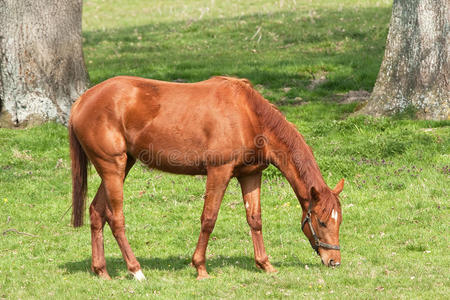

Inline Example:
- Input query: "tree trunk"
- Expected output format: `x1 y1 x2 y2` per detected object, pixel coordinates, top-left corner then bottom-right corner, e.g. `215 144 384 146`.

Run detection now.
0 0 89 128
359 0 449 120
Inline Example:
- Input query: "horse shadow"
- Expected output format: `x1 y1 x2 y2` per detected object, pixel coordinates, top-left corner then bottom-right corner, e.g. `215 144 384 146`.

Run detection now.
59 255 321 278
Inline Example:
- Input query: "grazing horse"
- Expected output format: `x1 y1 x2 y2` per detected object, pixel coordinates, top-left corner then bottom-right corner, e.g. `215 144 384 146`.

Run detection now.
69 76 344 280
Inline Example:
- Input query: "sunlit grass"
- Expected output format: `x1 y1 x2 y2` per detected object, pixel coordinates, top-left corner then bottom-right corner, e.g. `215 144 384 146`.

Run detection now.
1 0 449 298
82 0 391 102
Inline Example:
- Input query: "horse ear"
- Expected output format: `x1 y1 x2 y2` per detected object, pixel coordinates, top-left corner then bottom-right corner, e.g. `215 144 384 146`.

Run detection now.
332 178 345 195
310 186 320 202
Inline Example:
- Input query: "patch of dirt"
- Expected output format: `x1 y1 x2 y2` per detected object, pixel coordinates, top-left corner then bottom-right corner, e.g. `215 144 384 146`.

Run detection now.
278 96 307 106
336 90 370 104
172 78 188 83
307 72 328 90
12 149 33 161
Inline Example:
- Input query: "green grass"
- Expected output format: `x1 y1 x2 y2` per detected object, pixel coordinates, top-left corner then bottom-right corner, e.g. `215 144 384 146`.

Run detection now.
1 0 449 298
82 0 391 102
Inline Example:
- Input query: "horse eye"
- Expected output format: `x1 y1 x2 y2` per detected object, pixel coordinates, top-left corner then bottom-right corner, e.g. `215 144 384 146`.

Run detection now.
318 220 327 228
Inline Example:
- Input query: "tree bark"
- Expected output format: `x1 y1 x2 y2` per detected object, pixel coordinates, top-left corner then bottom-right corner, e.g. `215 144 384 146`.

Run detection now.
0 0 88 128
359 0 449 120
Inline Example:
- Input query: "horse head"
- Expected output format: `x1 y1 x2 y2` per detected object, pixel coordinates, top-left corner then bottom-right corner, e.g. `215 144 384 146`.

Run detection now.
301 179 344 267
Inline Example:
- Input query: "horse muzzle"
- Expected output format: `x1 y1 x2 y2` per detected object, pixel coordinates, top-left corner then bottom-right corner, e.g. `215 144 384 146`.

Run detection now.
320 255 341 267
327 259 340 267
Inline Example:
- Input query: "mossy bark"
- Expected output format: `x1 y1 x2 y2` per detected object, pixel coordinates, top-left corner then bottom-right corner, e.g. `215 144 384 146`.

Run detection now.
0 0 89 128
359 0 449 120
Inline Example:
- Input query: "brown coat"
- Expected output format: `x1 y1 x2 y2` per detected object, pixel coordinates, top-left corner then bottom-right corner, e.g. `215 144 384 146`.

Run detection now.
69 76 343 280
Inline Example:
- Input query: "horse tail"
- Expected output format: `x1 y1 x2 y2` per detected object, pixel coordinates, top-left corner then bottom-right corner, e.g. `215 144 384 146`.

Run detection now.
69 121 88 227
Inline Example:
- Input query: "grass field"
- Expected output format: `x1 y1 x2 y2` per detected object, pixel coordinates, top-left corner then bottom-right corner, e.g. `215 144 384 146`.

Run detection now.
1 0 449 298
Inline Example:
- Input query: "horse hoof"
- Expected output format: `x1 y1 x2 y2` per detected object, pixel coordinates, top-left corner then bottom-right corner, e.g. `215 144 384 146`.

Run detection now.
196 273 210 280
98 272 112 280
131 270 146 281
256 262 277 273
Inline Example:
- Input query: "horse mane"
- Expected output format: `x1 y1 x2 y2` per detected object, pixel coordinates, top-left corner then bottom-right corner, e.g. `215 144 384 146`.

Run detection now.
223 77 339 220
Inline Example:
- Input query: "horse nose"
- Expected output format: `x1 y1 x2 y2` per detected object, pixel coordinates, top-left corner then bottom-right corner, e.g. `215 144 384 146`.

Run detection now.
329 259 340 267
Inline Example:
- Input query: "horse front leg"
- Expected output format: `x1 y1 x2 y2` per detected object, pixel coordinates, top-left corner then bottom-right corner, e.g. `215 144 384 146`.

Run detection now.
238 172 277 273
192 164 233 279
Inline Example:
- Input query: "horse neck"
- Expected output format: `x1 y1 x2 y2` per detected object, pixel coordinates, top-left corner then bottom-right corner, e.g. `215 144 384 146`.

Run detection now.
266 130 328 204
243 85 327 202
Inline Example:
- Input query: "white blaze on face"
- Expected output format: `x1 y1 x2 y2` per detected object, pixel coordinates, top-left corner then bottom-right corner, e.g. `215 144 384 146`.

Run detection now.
331 209 338 222
245 202 250 209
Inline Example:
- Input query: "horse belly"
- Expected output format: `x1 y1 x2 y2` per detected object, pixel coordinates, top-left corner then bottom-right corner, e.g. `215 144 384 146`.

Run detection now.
132 138 207 175
129 123 246 175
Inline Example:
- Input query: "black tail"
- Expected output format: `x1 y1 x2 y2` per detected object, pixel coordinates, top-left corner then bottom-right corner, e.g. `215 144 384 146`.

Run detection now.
69 122 88 227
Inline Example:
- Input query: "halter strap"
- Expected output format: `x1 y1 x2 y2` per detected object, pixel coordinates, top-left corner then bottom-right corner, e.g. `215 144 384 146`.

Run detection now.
301 206 340 251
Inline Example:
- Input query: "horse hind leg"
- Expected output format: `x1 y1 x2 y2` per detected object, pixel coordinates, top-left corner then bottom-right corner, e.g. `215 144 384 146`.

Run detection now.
89 182 111 279
90 152 144 281
89 155 137 280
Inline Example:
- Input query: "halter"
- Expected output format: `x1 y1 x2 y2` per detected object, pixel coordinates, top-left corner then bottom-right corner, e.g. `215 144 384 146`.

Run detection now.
301 205 340 252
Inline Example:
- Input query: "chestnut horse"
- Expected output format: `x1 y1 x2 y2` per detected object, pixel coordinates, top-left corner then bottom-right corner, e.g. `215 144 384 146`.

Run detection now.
69 76 344 280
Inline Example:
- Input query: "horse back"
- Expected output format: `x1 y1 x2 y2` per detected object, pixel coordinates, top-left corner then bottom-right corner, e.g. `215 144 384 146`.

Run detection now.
70 76 263 174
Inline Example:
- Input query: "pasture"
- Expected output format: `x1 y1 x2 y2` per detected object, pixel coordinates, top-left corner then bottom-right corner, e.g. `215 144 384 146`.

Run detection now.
0 0 449 298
